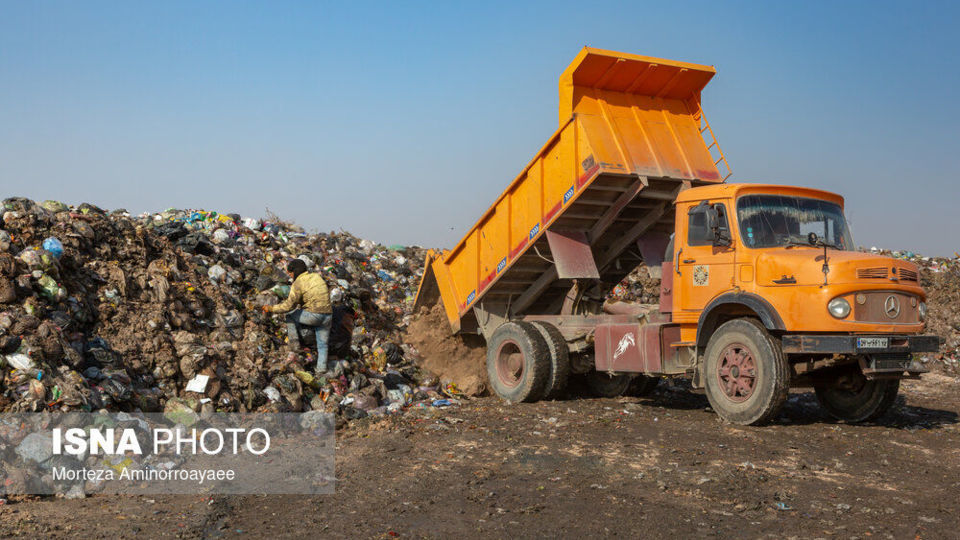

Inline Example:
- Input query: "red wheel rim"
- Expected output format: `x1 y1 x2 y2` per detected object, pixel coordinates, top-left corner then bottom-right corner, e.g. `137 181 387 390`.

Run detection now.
495 339 524 388
717 343 757 402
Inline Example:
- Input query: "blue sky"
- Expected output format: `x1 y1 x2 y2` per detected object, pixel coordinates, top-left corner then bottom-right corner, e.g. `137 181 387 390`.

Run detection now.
1 1 958 255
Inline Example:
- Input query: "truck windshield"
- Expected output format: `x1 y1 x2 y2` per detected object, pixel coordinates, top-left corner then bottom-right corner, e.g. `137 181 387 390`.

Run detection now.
737 194 854 250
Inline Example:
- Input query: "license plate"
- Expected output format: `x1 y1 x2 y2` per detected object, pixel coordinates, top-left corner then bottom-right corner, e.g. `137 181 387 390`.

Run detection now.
857 337 889 349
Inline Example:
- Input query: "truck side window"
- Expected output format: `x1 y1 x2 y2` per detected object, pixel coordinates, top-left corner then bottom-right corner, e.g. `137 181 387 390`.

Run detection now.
688 203 729 246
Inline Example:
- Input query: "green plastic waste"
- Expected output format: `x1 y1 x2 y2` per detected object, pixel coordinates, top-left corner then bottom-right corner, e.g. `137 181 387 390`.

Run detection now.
270 284 291 299
41 200 69 213
37 274 65 301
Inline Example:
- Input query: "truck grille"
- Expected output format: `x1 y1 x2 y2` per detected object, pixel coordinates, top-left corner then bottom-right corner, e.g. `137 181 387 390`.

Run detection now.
853 292 920 324
898 268 918 282
857 267 888 279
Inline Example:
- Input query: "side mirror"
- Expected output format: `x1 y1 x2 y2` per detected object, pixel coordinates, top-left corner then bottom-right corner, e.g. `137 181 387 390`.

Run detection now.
705 207 719 230
688 201 711 220
689 201 731 247
712 217 731 247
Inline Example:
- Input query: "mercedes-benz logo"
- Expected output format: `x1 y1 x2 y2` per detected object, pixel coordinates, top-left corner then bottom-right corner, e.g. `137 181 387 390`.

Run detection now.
884 295 901 318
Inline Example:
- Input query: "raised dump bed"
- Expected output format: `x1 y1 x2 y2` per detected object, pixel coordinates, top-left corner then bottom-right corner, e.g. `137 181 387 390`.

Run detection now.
416 48 730 334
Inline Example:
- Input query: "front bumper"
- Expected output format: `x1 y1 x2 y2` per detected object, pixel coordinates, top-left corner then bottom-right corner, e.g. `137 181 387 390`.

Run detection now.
781 334 940 355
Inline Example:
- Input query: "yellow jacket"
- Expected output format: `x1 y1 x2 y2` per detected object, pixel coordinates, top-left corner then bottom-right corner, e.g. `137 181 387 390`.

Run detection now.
269 272 331 314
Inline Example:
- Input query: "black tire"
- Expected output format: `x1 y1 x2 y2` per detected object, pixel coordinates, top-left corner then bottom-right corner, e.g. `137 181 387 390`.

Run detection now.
584 371 633 398
703 318 789 425
814 371 899 423
486 321 551 403
626 375 660 397
530 321 571 400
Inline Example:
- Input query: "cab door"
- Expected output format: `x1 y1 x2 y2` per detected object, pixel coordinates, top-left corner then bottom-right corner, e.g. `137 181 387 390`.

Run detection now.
674 200 736 319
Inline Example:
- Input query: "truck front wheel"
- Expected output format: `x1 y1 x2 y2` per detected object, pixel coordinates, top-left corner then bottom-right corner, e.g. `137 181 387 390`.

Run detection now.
814 369 899 422
486 321 551 403
703 319 789 425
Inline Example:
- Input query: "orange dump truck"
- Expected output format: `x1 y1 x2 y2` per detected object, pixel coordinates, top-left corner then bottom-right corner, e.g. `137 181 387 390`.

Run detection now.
414 48 939 425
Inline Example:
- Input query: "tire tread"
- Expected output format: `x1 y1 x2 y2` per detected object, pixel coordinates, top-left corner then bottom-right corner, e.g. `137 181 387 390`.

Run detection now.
530 321 571 400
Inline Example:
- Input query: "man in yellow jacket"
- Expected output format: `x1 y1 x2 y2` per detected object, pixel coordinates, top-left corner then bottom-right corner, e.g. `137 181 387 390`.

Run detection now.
263 259 333 375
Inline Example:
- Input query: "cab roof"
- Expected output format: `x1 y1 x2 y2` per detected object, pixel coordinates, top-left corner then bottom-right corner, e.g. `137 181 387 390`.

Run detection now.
676 183 845 207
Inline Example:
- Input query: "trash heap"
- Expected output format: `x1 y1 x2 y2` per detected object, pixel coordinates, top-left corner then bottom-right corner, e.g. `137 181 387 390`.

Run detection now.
606 265 662 305
0 197 464 423
868 248 960 375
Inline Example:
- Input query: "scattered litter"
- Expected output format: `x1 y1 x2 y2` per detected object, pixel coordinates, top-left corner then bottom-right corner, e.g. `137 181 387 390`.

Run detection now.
185 374 210 393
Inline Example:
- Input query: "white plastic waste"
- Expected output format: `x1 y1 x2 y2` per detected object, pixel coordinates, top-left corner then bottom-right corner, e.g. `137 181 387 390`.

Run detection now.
208 265 227 282
185 374 210 393
6 353 34 371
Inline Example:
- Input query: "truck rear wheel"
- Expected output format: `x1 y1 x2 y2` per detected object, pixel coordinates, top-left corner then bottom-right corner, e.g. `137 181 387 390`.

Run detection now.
530 321 571 400
814 369 899 422
704 319 789 425
486 321 551 403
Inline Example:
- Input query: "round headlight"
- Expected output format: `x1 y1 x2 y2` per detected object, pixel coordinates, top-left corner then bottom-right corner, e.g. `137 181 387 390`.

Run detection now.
828 298 851 319
918 302 927 321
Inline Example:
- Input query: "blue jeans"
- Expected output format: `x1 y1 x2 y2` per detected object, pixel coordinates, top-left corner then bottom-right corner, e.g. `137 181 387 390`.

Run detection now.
285 309 332 372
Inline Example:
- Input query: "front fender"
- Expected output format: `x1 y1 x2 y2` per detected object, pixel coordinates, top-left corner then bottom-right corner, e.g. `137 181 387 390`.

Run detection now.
696 293 785 348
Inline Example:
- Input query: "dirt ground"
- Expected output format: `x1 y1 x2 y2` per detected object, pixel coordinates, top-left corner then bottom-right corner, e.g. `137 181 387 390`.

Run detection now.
1 374 958 539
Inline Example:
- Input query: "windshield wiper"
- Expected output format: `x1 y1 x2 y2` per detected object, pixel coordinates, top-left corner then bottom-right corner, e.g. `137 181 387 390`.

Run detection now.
783 238 841 250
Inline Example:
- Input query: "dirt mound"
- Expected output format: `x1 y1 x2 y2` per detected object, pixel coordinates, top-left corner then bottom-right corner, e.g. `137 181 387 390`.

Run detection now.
405 303 488 396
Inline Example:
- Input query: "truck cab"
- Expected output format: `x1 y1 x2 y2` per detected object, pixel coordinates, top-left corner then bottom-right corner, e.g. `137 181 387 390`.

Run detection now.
665 183 936 423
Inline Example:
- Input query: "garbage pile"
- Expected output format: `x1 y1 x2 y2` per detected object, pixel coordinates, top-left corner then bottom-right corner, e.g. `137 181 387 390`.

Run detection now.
607 265 661 305
869 248 960 375
0 197 465 422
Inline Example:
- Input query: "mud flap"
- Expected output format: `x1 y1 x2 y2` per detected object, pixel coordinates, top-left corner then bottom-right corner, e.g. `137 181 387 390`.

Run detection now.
691 353 704 389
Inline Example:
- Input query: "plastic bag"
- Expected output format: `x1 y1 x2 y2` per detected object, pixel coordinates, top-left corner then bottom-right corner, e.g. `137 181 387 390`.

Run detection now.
271 284 291 299
41 200 69 213
42 237 64 259
5 353 34 370
37 274 66 301
212 229 231 244
208 265 227 282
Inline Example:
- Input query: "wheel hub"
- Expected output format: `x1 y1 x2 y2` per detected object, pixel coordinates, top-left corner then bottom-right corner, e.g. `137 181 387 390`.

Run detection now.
495 340 524 388
717 343 757 402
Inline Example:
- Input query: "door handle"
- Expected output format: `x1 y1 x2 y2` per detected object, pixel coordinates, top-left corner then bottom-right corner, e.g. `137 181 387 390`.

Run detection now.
682 259 696 264
675 249 682 276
